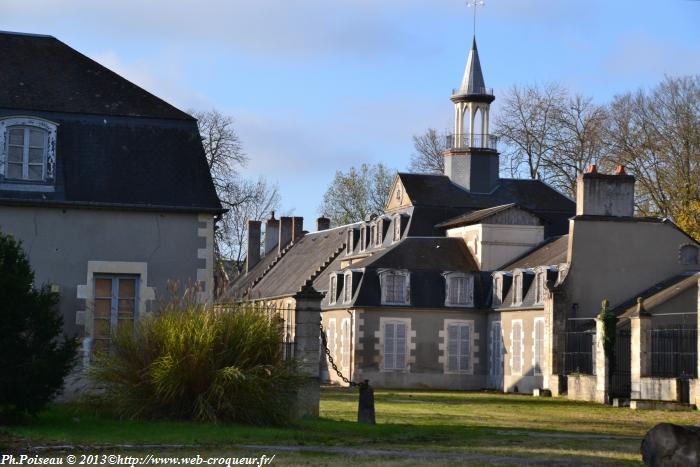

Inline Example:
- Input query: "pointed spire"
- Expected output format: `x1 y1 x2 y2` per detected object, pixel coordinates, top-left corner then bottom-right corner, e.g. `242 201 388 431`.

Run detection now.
459 37 487 95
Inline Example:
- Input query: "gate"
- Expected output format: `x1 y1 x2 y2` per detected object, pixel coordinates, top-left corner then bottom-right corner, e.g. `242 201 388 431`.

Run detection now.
649 327 697 404
610 328 631 399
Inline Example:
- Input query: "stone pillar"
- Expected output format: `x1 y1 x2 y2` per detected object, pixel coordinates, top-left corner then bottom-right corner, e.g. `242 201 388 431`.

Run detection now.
693 280 700 406
292 282 323 418
246 220 261 273
595 317 609 404
630 298 651 400
545 293 567 396
279 217 293 254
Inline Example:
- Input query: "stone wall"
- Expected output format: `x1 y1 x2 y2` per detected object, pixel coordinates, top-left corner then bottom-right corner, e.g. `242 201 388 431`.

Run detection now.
640 377 679 402
567 374 597 401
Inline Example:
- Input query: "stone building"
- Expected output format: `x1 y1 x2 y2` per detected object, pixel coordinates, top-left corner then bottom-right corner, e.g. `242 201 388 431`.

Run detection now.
229 33 700 405
0 32 222 368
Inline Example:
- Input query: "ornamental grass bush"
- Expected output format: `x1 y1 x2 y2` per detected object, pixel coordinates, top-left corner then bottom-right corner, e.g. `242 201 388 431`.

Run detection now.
90 298 303 425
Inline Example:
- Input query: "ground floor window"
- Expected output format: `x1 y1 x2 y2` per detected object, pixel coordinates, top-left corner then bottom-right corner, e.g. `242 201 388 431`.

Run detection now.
533 318 544 376
383 320 408 370
92 275 138 354
341 318 351 369
445 320 472 373
511 320 523 375
327 318 337 362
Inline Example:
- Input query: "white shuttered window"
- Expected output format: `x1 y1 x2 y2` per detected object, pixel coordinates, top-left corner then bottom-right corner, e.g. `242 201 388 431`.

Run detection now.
383 321 407 370
447 323 471 372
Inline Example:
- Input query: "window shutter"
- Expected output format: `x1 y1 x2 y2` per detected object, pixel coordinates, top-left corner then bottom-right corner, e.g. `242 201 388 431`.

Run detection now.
395 322 407 369
447 325 459 371
460 324 470 371
512 321 522 374
384 322 395 369
534 319 544 375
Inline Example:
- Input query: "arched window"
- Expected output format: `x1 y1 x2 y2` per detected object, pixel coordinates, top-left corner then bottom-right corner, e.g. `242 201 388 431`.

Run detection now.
0 117 57 184
680 244 699 266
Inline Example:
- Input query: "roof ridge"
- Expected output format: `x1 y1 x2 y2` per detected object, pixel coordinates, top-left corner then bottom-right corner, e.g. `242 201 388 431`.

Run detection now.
306 244 347 287
0 30 54 38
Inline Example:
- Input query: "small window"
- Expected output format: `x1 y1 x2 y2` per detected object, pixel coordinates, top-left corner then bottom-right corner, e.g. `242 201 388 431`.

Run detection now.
446 322 471 373
376 221 383 245
370 225 376 247
492 275 502 307
343 272 353 303
534 271 545 304
346 230 353 255
341 318 351 369
92 275 138 355
533 318 544 376
380 270 410 305
512 274 523 305
680 245 699 265
360 226 366 251
329 275 337 305
445 273 474 307
383 320 407 370
5 126 48 181
393 216 402 242
511 320 523 375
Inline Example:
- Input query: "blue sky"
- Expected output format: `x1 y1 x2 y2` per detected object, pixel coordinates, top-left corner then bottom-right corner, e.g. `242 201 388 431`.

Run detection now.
3 0 700 225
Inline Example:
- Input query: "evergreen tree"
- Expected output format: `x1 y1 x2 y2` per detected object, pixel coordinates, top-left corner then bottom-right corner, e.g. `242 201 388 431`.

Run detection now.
0 230 77 421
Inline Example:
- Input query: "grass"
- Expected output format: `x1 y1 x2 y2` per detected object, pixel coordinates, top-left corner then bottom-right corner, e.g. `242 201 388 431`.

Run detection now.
4 388 700 465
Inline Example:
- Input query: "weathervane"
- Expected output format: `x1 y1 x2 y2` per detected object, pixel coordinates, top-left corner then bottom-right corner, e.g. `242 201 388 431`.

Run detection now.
467 0 485 37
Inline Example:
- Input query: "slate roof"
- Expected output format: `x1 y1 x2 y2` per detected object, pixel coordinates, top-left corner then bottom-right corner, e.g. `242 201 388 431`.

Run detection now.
326 237 490 310
459 37 487 95
0 31 191 120
615 272 700 318
503 235 569 270
0 32 222 213
230 225 349 300
396 173 574 236
436 203 533 228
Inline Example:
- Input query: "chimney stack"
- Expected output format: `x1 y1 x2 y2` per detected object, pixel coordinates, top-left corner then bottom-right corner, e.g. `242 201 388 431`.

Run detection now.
264 212 279 255
246 220 262 273
576 165 635 217
279 216 293 253
317 217 331 231
292 216 304 242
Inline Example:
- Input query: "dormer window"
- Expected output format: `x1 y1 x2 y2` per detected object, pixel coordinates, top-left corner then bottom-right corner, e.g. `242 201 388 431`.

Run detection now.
329 275 338 305
370 224 376 247
359 226 367 252
393 215 402 242
379 269 410 305
680 244 699 265
0 117 58 188
492 275 502 307
343 272 353 303
444 272 474 307
346 230 353 255
534 271 546 305
512 273 523 306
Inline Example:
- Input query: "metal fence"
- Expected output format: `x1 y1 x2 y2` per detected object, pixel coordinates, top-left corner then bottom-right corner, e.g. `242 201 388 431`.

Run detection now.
649 327 697 379
563 330 595 375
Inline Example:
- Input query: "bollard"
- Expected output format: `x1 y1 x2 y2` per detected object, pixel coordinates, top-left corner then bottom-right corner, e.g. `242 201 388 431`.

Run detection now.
357 380 376 424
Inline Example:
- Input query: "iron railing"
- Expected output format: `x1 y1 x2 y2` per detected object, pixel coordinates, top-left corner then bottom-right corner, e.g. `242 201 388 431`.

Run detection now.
563 330 595 375
446 133 498 151
649 327 697 379
452 86 493 96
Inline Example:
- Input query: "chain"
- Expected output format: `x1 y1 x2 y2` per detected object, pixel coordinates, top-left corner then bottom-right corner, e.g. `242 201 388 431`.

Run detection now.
319 321 359 387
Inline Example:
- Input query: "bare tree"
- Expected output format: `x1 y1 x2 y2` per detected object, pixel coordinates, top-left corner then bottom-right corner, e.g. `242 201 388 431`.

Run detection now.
545 95 610 197
606 76 700 239
191 109 281 275
494 83 567 180
409 128 446 174
319 163 394 226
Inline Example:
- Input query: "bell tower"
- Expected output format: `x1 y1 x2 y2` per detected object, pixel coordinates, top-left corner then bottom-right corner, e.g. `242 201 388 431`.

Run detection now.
444 3 499 193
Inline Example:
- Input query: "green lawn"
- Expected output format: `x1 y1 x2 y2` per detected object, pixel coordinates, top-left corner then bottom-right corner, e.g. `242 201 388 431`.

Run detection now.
3 388 700 465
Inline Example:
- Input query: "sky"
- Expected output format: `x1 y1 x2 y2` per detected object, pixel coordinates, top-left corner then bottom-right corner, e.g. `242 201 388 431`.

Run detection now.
3 0 700 225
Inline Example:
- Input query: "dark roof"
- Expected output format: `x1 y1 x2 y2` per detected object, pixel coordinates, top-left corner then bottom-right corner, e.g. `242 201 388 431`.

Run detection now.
459 37 487 95
502 235 569 270
350 237 477 271
234 226 348 300
396 173 574 236
0 112 222 213
615 272 700 318
0 31 191 120
436 203 541 228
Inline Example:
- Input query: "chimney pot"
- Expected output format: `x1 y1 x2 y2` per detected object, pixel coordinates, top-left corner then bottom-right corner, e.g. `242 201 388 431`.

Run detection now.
246 220 262 273
264 217 280 255
614 165 626 175
278 217 293 254
292 217 304 242
585 164 598 174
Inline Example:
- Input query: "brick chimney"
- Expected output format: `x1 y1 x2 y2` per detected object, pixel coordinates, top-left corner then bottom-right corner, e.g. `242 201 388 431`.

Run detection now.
264 212 279 255
292 216 304 242
246 220 262 273
279 216 293 253
576 165 635 217
317 217 331 231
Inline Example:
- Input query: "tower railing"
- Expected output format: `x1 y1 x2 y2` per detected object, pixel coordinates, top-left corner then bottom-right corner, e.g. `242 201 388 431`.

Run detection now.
446 133 498 151
451 86 494 97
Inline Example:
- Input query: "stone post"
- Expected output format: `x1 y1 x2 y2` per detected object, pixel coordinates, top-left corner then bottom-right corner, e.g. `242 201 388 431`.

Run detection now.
693 279 700 406
292 281 323 418
595 317 609 404
630 297 651 401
